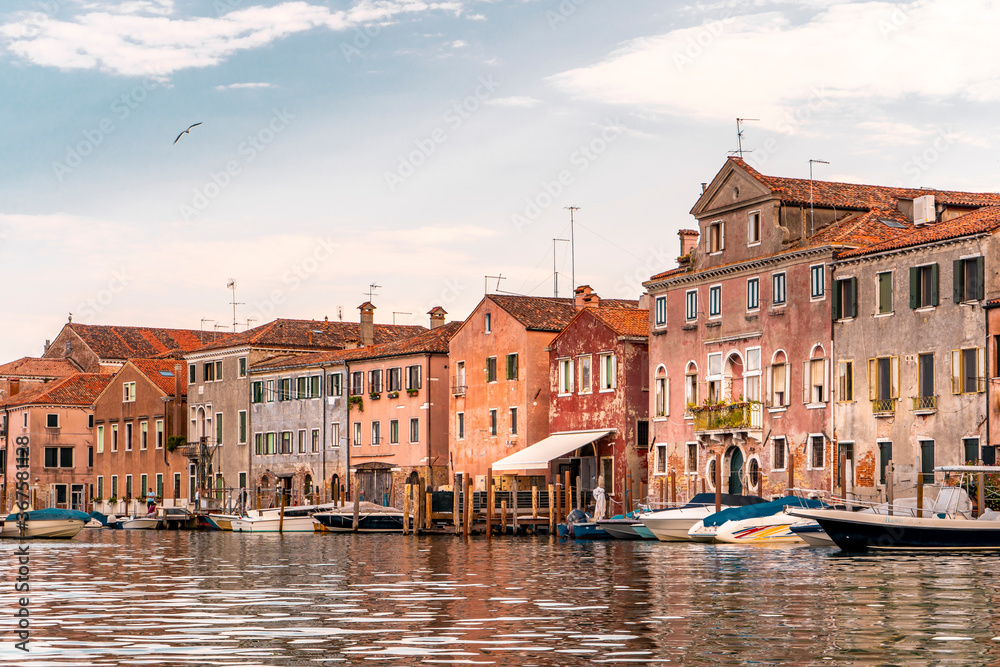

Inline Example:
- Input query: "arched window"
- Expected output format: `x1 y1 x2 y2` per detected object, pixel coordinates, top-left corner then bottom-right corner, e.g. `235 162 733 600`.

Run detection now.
654 365 668 417
770 350 789 407
804 344 830 404
685 361 699 411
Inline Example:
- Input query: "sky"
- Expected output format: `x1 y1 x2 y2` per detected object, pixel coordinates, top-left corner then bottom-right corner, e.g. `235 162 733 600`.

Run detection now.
3 0 1000 359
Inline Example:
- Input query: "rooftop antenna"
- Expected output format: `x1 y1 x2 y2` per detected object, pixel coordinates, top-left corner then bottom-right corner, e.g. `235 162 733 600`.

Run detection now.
200 317 214 331
564 206 579 292
809 159 830 237
365 283 381 302
226 279 243 332
484 274 506 294
337 306 343 321
553 238 569 297
392 312 412 325
733 118 759 158
245 317 257 331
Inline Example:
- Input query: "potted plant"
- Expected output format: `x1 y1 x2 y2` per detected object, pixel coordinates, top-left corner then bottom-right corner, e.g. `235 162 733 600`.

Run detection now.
108 495 118 505
348 395 364 412
369 392 381 400
166 435 186 453
387 391 400 399
407 388 420 396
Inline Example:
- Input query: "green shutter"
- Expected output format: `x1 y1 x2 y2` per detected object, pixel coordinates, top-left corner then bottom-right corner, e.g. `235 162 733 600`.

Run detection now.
977 256 985 301
832 281 841 320
954 259 964 303
909 266 919 309
849 277 858 318
931 263 939 306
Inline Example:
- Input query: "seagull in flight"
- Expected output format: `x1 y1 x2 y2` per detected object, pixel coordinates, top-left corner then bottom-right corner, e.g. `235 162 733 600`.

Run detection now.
173 122 203 144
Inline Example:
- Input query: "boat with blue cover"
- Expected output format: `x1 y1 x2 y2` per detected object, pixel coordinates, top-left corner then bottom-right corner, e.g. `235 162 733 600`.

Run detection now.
1 508 90 538
688 496 827 544
640 493 767 542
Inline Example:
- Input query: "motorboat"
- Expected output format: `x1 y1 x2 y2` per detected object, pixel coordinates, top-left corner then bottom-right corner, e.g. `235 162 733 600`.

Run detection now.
788 521 836 547
0 508 90 538
231 506 322 533
121 515 160 530
640 493 767 542
206 513 238 531
689 496 827 544
313 503 405 533
597 509 657 540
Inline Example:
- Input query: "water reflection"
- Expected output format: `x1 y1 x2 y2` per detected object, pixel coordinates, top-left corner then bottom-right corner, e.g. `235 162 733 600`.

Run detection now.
2 531 1000 665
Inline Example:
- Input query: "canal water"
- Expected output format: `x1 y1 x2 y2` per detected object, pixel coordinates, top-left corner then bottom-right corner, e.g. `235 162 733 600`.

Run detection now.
2 529 1000 665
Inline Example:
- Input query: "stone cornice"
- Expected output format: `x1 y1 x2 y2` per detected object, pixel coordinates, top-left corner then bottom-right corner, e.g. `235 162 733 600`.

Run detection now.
832 233 988 267
644 245 836 291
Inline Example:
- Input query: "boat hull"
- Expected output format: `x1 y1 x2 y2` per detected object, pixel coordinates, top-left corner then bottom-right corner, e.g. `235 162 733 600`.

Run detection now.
0 519 86 539
713 514 805 545
597 520 653 540
122 517 159 530
313 511 404 533
789 522 836 547
231 515 319 533
791 508 1000 551
569 522 612 539
642 507 727 542
206 514 237 531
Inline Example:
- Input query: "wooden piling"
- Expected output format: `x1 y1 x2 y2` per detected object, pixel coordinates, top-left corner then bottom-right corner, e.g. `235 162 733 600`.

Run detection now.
547 483 555 534
413 482 421 534
564 471 571 516
352 476 360 532
714 451 722 514
886 461 894 516
279 491 286 533
788 452 795 495
500 499 507 536
916 472 924 518
512 476 519 535
486 469 494 539
532 485 538 520
453 474 460 527
425 483 432 531
626 470 633 513
464 475 473 537
576 475 582 513
670 471 676 505
403 484 410 535
700 478 705 494
978 472 986 519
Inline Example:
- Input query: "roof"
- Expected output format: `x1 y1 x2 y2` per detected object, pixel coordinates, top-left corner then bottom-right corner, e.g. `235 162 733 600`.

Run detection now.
836 206 1000 259
586 307 650 338
129 359 187 396
250 321 464 372
0 373 113 408
0 357 79 378
193 318 427 354
487 295 639 332
56 323 231 361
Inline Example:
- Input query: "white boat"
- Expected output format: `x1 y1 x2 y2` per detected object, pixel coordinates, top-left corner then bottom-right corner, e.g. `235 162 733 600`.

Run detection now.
789 521 836 547
121 515 159 530
0 508 89 539
640 493 767 542
313 503 405 533
206 513 238 531
231 506 322 533
714 512 809 544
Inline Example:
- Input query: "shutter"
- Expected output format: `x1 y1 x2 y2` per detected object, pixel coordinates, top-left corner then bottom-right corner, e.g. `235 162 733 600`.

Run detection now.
890 356 899 398
954 259 964 303
765 365 771 406
664 377 670 417
978 347 986 392
868 358 877 400
951 350 961 394
784 364 791 406
824 358 831 402
803 360 810 403
849 277 858 318
832 281 841 320
931 263 939 305
720 221 725 250
977 256 985 301
909 266 919 309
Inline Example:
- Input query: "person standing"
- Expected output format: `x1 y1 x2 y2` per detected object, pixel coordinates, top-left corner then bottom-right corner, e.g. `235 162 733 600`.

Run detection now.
146 487 156 515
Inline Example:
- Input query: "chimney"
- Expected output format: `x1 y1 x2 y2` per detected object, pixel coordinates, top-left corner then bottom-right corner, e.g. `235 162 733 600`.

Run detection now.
574 285 599 310
43 339 50 354
428 306 447 329
701 182 708 194
358 302 375 346
679 229 699 257
10 378 20 396
174 363 183 439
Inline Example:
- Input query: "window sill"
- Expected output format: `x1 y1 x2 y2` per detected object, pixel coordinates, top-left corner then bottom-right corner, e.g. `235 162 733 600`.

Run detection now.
767 407 787 414
835 317 855 323
599 388 615 394
806 403 827 410
913 409 937 416
874 312 894 318
915 305 936 312
652 417 669 423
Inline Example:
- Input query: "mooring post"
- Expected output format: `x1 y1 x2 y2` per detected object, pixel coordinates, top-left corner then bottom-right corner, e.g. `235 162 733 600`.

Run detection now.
625 470 632 513
576 475 583 513
548 482 555 534
403 484 411 535
512 476 519 535
279 490 286 534
453 473 460 528
465 475 473 536
670 471 677 506
500 499 507 536
424 481 432 531
413 482 421 534
532 485 539 520
886 461 894 516
979 472 986 519
715 451 722 514
916 471 924 518
564 471 571 517
351 476 360 532
788 451 795 495
486 469 494 539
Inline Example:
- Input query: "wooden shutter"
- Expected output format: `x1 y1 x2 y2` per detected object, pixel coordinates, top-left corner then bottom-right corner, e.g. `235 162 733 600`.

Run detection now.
951 350 961 394
720 222 725 250
824 358 831 402
803 360 811 403
978 347 986 392
868 358 877 400
890 356 899 398
930 263 939 306
664 377 670 416
909 266 919 309
954 259 964 303
832 281 841 320
848 277 858 318
977 256 986 300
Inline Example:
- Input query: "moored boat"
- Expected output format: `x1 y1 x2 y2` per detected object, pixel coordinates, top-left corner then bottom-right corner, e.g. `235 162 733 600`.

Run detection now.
313 503 405 533
231 506 321 533
788 521 835 547
121 515 160 530
640 493 767 542
690 496 827 544
597 517 656 540
0 508 90 539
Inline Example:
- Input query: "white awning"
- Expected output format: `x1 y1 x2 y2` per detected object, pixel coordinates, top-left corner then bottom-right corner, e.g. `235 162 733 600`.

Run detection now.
491 429 614 473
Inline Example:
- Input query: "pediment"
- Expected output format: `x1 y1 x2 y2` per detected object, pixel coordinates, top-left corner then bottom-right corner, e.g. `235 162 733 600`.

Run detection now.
690 160 774 218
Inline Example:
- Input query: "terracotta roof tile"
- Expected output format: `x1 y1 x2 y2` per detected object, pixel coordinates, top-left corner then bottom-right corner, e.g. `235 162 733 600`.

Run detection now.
129 359 187 396
586 307 650 338
0 357 79 378
63 323 232 361
836 206 1000 259
194 318 427 353
487 295 639 332
0 373 113 407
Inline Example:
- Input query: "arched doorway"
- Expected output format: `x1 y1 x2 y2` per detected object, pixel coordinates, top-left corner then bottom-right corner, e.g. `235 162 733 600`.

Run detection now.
303 475 313 503
331 474 341 503
726 446 745 495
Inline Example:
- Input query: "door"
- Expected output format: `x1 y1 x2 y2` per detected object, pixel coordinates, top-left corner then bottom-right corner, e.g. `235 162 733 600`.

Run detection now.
727 448 744 495
71 484 84 510
357 465 394 506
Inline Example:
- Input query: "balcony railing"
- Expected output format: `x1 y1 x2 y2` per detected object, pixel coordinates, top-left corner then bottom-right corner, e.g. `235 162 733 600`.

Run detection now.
912 395 937 412
872 398 896 414
692 401 762 432
451 377 467 396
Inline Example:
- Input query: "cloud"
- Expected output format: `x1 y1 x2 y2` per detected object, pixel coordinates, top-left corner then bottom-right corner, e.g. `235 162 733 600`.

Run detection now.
485 96 542 108
0 1 465 79
215 82 274 90
549 0 1000 131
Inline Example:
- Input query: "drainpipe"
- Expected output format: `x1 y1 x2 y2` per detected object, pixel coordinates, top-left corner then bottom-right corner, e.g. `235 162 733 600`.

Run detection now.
830 333 835 497
426 356 433 493
987 304 991 461
321 363 327 502
345 361 351 500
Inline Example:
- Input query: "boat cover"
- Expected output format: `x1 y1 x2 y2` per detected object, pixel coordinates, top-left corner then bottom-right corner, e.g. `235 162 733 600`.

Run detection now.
703 496 826 527
6 508 91 522
682 493 768 509
491 429 614 472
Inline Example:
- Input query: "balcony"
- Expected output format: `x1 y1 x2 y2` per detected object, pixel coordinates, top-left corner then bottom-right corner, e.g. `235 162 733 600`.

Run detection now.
871 398 895 415
912 395 937 414
691 401 762 433
451 377 467 396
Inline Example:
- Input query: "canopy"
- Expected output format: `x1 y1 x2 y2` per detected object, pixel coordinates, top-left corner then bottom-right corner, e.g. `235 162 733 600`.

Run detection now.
491 429 614 472
703 495 826 528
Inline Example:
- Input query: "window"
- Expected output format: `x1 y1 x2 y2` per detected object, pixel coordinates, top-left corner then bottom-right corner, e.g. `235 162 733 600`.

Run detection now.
215 360 223 381
457 413 465 440
832 277 857 319
123 381 136 402
868 356 900 409
409 418 420 443
309 375 320 398
387 367 402 392
877 271 893 315
311 429 319 453
803 352 829 404
97 476 104 501
156 420 164 449
369 369 383 394
252 381 263 403
745 348 761 403
125 475 132 501
296 376 307 399
746 278 759 311
951 347 986 394
489 409 497 437
637 420 649 449
558 358 573 394
371 421 381 446
266 379 275 402
964 437 981 464
278 378 291 401
748 211 761 245
769 352 790 407
140 421 148 450
685 362 699 411
203 362 215 382
685 290 698 321
173 473 181 498
111 475 118 501
910 263 939 308
654 368 668 417
254 433 263 455
506 353 519 381
328 373 343 396
655 296 667 327
599 353 616 390
125 422 133 451
350 372 363 396
280 431 291 454
112 424 118 452
215 413 223 446
878 441 892 485
97 425 105 454
810 264 825 299
238 411 247 444
772 272 786 306
406 365 422 390
955 256 985 303
44 447 73 468
390 420 399 444
484 312 492 334
141 474 148 499
331 423 341 449
920 439 935 485
487 357 498 383
810 435 825 469
188 364 196 383
266 432 276 454
579 356 591 393
239 357 247 377
917 353 934 403
658 444 669 473
773 437 786 470
838 361 854 402
509 407 518 435
709 285 721 317
455 361 466 392
89 414 94 428
46 413 59 429
707 220 724 253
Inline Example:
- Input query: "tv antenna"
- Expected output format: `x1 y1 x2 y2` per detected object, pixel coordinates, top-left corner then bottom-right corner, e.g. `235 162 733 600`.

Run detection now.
392 312 412 324
200 317 214 331
484 274 506 294
245 317 258 331
564 206 579 292
227 279 243 332
733 118 759 158
553 238 570 297
364 283 381 302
